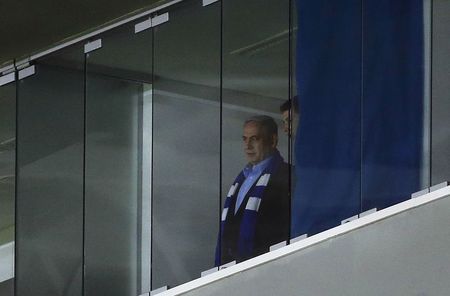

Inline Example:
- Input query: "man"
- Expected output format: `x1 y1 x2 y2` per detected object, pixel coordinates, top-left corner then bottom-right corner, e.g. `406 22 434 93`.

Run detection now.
216 115 290 266
280 96 299 137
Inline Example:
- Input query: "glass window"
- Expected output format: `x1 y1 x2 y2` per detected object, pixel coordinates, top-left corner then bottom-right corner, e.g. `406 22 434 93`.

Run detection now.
0 77 16 296
220 0 291 265
152 0 221 289
84 21 153 296
431 0 450 186
16 46 85 296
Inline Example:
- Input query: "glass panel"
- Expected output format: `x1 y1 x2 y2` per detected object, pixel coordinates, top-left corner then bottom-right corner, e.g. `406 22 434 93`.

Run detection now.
0 80 16 295
220 0 290 265
0 279 14 296
289 0 298 233
431 0 450 186
152 0 221 289
361 2 426 211
84 21 152 296
16 46 84 296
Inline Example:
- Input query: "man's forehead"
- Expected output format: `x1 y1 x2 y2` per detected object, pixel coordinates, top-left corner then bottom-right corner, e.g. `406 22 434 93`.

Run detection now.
243 121 262 134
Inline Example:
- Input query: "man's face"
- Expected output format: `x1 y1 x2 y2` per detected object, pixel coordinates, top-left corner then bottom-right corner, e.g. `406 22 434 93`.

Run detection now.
243 121 276 165
281 109 299 137
282 110 290 135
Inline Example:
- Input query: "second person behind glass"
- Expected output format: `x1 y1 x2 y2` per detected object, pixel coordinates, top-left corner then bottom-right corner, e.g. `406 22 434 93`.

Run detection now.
216 115 290 266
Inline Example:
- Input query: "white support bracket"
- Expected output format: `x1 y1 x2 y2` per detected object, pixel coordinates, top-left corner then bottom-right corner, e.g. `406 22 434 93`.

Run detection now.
84 39 102 54
201 267 218 277
135 17 152 33
18 65 36 80
359 208 377 218
151 13 169 27
219 261 236 270
411 188 430 198
0 72 15 87
269 240 287 252
290 234 308 244
430 181 449 192
135 13 169 33
202 0 219 7
151 286 169 295
341 214 359 225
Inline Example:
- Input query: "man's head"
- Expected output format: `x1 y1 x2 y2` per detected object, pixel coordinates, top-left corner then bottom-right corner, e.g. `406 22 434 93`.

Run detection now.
280 96 299 136
242 115 278 165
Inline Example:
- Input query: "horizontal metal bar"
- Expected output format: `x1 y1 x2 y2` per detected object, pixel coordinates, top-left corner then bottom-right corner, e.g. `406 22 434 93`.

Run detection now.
24 0 184 63
0 72 15 87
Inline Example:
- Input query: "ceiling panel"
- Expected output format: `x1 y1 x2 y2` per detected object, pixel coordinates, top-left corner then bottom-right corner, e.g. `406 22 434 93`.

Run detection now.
0 0 161 65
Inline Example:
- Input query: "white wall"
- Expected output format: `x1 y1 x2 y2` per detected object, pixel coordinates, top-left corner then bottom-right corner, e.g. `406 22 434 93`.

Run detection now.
180 192 450 296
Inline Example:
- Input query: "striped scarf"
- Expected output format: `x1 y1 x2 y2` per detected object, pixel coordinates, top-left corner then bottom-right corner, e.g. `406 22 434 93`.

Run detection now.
216 151 283 265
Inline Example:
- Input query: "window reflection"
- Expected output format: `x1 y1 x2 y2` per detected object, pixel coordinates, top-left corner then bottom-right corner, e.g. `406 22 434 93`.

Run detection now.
16 48 85 296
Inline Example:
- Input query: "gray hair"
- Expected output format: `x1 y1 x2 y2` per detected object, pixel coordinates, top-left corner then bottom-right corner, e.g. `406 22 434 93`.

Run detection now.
244 115 278 139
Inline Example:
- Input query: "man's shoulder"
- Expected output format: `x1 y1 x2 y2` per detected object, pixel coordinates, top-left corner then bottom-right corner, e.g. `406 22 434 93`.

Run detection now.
275 161 291 175
267 161 291 185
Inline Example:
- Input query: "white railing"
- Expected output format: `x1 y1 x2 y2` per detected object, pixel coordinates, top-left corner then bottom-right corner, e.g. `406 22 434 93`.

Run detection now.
146 184 450 296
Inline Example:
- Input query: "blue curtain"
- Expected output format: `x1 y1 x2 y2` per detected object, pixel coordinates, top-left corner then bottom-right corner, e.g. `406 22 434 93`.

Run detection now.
292 0 362 237
362 0 423 211
292 0 423 237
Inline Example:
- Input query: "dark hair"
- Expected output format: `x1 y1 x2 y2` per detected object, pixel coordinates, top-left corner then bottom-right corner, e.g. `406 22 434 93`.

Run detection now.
279 96 299 113
244 115 278 140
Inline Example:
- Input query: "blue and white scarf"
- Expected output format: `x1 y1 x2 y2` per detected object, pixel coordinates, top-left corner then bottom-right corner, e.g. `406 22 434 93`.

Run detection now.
216 150 284 265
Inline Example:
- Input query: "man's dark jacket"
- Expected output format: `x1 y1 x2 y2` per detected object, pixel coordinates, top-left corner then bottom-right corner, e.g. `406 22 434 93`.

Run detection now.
217 161 290 265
